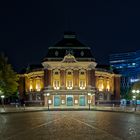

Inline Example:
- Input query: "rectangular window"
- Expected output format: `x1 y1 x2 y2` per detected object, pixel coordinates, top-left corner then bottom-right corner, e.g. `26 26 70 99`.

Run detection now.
36 79 41 91
79 80 86 89
67 80 73 89
54 80 60 89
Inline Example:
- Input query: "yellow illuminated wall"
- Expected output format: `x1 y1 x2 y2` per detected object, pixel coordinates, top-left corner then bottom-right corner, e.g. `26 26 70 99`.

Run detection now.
25 71 44 93
95 71 115 93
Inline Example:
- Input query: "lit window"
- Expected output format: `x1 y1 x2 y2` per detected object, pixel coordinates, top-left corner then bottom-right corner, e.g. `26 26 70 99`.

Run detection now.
75 100 78 104
36 79 41 91
106 80 110 91
79 80 86 89
132 63 136 66
62 100 65 104
29 80 33 91
98 79 104 91
67 80 73 89
54 80 60 90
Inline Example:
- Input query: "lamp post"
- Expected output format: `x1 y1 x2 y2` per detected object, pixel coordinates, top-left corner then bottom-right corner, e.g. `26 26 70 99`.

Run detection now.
88 93 91 110
46 93 50 111
1 95 5 110
132 89 140 112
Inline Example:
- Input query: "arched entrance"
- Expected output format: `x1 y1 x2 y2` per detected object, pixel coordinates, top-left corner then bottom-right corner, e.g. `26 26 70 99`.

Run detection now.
54 95 61 106
79 96 86 106
67 96 73 106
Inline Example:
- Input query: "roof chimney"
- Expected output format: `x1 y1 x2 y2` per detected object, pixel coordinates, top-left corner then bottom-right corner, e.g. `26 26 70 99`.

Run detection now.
64 32 76 39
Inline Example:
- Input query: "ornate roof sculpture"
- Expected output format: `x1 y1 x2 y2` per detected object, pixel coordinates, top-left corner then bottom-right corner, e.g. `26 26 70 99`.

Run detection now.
62 53 77 63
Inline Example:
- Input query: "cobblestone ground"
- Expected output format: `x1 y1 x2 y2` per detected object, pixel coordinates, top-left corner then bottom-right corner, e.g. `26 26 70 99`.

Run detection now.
0 111 140 140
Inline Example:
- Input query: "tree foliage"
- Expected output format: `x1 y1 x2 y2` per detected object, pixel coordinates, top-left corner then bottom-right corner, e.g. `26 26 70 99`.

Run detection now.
121 86 133 100
0 53 18 97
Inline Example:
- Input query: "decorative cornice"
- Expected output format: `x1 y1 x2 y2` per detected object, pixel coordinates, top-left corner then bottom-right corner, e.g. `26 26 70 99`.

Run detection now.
42 61 97 70
24 71 44 78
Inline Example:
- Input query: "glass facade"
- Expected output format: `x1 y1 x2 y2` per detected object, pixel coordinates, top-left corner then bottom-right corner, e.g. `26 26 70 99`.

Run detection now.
109 50 140 96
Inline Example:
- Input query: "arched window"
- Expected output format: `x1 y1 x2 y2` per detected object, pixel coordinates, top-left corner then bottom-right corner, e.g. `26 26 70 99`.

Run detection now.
79 70 86 89
36 77 41 91
29 79 33 92
66 70 73 89
53 70 60 90
98 77 104 91
106 79 110 91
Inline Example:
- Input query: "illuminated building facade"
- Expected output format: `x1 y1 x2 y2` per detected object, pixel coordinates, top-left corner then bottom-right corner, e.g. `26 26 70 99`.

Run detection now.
19 32 120 106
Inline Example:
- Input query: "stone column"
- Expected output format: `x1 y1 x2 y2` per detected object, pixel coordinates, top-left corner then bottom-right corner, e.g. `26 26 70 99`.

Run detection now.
86 69 91 87
114 76 121 100
74 69 79 89
44 69 48 87
90 69 95 87
44 69 52 89
60 69 65 89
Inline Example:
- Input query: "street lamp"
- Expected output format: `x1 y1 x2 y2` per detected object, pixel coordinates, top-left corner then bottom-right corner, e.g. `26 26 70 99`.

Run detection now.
132 89 140 111
88 93 91 110
1 95 5 110
46 93 50 111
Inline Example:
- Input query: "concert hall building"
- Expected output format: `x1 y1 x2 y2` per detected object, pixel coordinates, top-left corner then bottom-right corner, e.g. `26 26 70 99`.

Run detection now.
19 32 120 107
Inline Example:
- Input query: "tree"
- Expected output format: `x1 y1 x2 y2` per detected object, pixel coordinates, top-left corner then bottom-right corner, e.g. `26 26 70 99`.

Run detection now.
121 86 133 100
0 53 18 97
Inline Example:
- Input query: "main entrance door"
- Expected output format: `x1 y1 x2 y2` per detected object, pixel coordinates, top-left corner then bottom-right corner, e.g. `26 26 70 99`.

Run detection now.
54 95 61 106
79 96 86 106
67 96 73 106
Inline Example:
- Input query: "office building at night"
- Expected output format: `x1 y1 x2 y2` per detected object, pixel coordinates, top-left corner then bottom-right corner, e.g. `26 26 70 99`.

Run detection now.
109 50 140 95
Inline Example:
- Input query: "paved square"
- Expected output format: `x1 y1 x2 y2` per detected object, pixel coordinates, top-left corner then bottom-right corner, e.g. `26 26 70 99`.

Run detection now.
0 111 140 140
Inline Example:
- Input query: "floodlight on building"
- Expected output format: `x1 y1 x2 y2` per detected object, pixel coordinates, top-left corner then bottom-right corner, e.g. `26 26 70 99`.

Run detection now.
88 93 91 96
46 93 50 96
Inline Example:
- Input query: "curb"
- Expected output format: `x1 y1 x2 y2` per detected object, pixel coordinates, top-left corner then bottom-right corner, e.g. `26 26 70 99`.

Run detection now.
0 108 139 115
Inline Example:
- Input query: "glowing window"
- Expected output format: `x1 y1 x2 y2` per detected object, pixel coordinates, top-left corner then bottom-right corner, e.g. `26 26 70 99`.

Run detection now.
98 79 104 91
54 80 60 89
67 80 73 89
79 80 86 89
36 79 41 91
106 80 110 91
29 80 33 91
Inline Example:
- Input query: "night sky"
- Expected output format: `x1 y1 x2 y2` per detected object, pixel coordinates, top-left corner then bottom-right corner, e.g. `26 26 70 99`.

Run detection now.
0 0 140 72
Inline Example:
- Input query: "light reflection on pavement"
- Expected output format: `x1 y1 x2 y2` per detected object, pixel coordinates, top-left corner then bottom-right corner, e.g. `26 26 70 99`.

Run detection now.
0 111 140 140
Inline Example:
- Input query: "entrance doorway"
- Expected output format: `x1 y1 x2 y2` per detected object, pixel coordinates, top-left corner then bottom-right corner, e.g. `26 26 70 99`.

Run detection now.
67 96 73 106
79 96 86 106
54 95 61 106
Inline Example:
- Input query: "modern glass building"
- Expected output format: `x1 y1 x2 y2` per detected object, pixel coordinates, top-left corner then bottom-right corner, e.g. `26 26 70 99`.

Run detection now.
109 50 140 96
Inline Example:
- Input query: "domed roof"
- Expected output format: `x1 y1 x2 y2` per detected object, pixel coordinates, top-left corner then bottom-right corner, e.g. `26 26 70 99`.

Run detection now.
43 32 95 62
